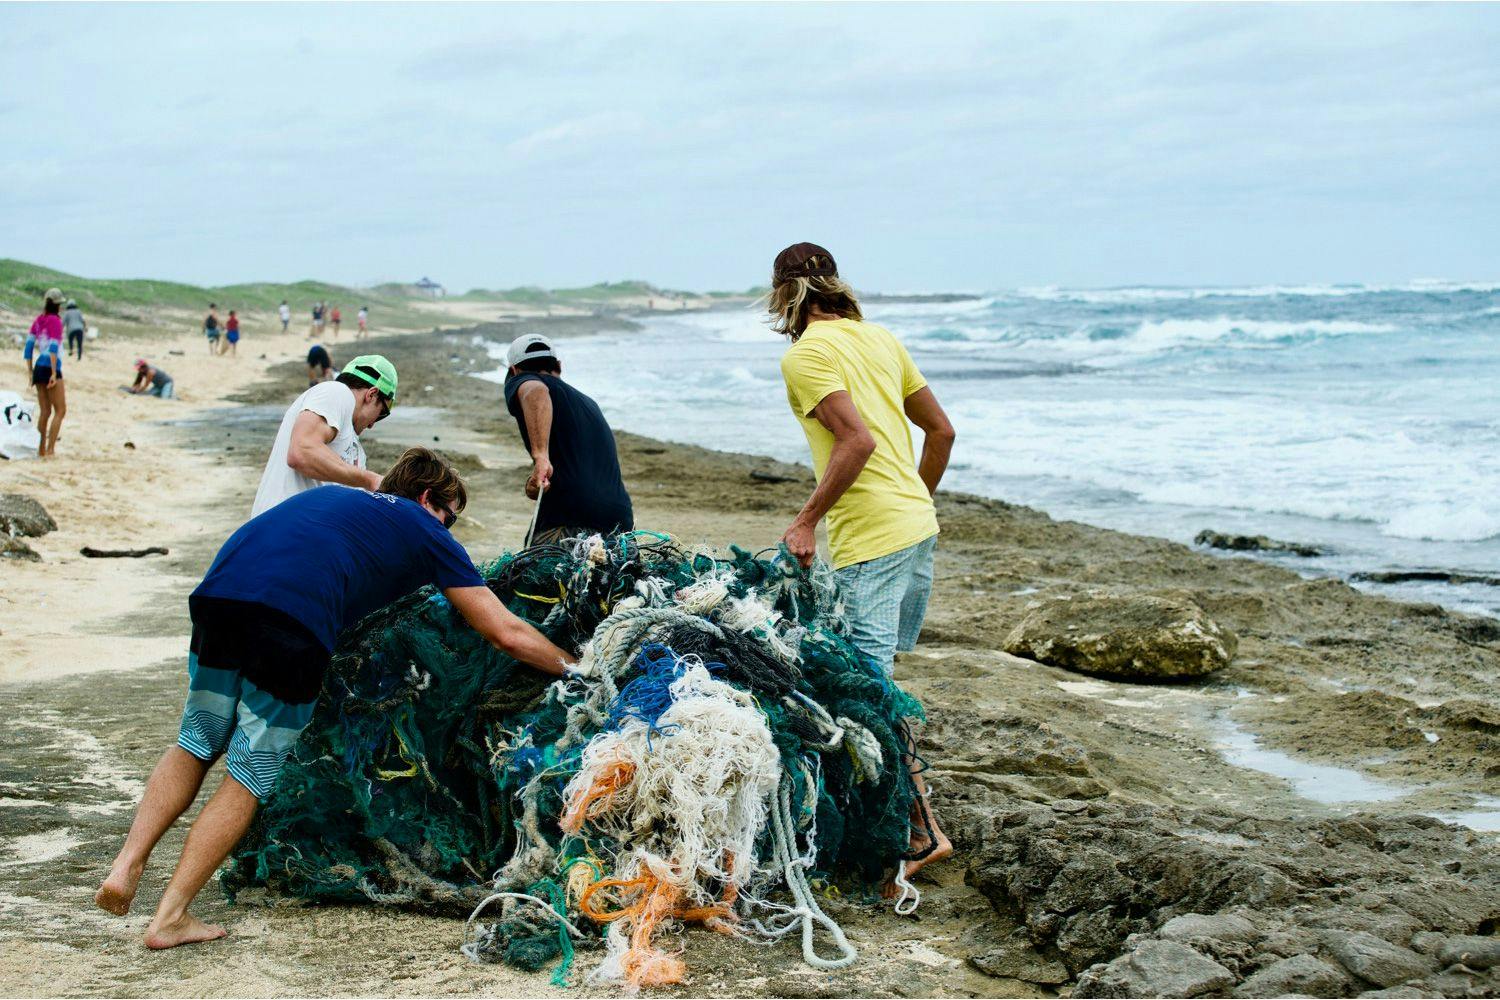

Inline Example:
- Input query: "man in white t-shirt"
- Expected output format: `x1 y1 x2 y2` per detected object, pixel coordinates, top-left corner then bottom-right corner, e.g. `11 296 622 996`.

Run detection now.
251 355 398 516
278 301 291 333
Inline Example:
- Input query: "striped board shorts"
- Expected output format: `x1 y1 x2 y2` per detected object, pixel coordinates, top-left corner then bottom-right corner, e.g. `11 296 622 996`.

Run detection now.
834 534 938 678
177 652 317 800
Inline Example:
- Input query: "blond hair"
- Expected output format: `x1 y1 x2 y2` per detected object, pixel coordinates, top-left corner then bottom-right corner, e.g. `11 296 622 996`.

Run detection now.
766 274 863 339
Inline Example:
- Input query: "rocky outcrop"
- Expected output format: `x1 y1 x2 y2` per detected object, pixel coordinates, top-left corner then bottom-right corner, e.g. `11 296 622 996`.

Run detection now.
0 493 55 538
1002 594 1237 681
1196 530 1325 558
966 798 1500 997
1075 940 1235 998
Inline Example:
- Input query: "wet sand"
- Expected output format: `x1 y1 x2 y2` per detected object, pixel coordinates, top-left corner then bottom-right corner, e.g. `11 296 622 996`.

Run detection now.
1 313 1496 997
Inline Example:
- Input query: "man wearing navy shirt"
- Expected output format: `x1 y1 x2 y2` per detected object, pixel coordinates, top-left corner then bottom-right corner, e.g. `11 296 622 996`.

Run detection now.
94 448 582 949
503 333 633 544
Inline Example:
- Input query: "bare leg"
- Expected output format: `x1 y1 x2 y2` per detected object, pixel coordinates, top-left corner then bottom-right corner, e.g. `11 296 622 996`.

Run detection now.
33 385 51 458
96 746 212 915
883 729 952 897
44 381 65 455
143 775 258 949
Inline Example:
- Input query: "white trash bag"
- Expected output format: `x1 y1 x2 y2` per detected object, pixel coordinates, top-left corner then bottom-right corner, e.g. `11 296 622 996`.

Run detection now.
0 390 41 460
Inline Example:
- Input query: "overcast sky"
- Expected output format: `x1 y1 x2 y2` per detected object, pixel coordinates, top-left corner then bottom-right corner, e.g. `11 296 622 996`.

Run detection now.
4 3 1498 292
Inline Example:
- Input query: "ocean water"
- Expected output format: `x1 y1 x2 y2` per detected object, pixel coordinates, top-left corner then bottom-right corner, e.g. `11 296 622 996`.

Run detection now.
478 282 1500 616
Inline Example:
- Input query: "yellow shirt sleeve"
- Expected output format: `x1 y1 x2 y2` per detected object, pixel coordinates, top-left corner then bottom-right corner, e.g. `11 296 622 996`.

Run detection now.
897 337 927 398
781 340 846 418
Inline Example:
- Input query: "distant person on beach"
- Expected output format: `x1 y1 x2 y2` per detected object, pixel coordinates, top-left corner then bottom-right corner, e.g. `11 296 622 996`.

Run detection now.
22 288 67 457
127 359 174 398
330 305 341 338
251 354 398 516
224 310 241 356
204 304 220 354
279 300 291 333
306 343 334 385
357 305 368 338
62 298 87 360
503 333 633 543
308 302 323 339
767 241 956 888
93 447 581 949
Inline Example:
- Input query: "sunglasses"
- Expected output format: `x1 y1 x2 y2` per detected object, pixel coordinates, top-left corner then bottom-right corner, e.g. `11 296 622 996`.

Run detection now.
375 394 391 422
435 500 457 530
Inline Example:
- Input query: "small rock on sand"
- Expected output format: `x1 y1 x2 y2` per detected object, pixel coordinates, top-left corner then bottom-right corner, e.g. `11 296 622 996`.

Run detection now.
0 493 56 538
1003 593 1238 681
1 535 40 561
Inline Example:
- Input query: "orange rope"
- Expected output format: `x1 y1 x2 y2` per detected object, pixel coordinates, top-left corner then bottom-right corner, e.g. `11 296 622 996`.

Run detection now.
576 863 741 988
559 757 636 834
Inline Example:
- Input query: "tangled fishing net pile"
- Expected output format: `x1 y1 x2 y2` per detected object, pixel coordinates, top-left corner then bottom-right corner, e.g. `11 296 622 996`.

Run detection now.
224 532 930 988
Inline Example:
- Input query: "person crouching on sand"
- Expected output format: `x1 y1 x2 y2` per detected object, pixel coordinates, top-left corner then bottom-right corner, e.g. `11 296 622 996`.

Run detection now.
306 343 334 386
94 447 585 948
127 359 174 398
767 241 956 891
252 354 394 516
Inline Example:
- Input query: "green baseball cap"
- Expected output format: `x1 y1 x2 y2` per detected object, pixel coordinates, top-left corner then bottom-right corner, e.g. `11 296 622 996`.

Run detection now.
344 354 398 402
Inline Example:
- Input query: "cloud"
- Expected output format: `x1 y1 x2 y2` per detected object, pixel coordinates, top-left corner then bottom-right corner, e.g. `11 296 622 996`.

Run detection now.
1 3 1496 290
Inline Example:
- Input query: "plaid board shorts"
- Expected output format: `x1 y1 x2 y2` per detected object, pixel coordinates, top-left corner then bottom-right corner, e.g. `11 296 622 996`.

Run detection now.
834 535 937 677
177 652 316 799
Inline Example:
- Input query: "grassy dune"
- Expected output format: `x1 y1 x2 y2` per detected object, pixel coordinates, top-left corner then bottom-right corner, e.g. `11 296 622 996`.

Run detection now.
0 259 438 333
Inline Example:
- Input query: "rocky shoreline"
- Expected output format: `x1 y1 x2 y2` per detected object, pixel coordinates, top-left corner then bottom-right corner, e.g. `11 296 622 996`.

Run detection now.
0 315 1495 997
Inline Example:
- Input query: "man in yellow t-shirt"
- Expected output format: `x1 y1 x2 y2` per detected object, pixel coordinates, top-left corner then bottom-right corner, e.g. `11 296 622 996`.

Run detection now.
768 241 956 891
771 243 955 674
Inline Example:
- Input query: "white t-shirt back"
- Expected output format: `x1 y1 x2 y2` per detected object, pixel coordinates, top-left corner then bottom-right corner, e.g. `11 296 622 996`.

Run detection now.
279 304 291 322
251 381 366 517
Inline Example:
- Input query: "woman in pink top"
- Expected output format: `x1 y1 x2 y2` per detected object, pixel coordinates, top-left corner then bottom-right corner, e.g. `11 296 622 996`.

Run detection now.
23 287 67 457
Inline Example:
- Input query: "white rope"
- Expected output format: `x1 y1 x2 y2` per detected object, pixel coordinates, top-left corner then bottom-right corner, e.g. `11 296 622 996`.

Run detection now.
523 487 544 548
891 861 921 916
767 772 857 970
460 889 587 962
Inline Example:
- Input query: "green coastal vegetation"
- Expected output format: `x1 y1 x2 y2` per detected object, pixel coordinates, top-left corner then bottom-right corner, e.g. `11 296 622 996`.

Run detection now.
0 259 762 336
0 258 437 332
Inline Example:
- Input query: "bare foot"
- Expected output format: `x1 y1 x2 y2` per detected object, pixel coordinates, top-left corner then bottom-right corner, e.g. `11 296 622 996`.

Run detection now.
95 862 143 916
144 913 228 950
906 828 953 878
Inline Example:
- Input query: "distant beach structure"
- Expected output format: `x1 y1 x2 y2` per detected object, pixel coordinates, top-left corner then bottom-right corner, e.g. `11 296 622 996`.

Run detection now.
414 276 445 299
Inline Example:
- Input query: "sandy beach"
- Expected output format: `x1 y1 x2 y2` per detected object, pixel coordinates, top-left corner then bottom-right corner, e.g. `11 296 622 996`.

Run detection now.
1 307 1497 998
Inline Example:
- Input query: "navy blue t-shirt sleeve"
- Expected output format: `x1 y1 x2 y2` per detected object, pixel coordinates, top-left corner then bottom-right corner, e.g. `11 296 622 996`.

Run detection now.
504 373 547 420
425 523 485 590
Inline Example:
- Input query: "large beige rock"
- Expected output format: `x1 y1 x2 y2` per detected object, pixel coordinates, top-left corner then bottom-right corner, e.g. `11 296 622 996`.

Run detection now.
1003 594 1237 681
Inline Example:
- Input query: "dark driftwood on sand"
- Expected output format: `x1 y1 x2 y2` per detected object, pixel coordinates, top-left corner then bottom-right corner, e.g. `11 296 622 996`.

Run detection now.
80 546 169 558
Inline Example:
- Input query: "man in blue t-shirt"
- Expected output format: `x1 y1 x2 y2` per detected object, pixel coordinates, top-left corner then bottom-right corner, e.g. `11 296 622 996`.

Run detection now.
94 447 584 950
503 333 633 544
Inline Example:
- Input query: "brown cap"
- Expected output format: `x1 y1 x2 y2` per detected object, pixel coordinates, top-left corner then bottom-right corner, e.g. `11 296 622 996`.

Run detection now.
772 243 838 285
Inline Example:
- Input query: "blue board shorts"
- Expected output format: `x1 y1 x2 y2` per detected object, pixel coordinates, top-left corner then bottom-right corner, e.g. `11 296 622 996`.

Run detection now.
176 599 329 799
834 535 937 677
178 654 316 799
30 363 60 386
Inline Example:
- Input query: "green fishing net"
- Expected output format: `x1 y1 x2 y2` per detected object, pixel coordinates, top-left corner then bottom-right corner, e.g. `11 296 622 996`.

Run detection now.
222 533 927 981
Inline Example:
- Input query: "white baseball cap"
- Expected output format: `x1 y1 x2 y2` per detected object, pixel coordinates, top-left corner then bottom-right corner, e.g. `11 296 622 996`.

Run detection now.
505 333 557 368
